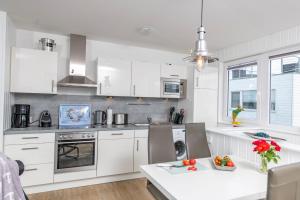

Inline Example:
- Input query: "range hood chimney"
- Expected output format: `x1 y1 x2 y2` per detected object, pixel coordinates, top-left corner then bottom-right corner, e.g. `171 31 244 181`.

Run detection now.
57 34 97 88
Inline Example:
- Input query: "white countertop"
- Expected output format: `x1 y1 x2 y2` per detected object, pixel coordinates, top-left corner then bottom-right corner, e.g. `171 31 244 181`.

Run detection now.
141 157 267 200
206 125 300 153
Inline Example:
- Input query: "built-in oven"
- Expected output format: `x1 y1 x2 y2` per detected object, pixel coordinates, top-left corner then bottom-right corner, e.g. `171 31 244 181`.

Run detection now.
55 132 97 173
161 78 187 98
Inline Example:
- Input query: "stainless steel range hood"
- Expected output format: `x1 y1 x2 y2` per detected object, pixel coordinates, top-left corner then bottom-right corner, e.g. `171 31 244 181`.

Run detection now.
57 34 97 88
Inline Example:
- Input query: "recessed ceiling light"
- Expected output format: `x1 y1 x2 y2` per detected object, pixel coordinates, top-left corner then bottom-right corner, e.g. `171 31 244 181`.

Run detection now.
137 26 154 36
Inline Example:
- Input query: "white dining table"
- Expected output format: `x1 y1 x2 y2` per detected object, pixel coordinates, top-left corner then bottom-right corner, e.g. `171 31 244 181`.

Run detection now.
140 157 268 200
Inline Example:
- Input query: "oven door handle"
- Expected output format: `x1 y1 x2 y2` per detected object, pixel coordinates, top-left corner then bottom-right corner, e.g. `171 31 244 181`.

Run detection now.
57 140 95 145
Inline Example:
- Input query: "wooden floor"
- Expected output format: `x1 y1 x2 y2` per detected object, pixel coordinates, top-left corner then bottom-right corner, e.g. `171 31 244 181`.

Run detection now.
28 178 155 200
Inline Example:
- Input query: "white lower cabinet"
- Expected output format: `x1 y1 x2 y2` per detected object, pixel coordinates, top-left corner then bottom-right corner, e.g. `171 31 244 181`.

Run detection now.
4 142 54 166
21 163 54 187
4 133 55 187
97 130 134 176
134 137 148 172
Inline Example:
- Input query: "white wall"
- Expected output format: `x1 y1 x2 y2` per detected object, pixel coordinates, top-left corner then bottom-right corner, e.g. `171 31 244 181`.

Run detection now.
0 12 6 152
216 25 300 62
4 15 16 130
0 12 16 151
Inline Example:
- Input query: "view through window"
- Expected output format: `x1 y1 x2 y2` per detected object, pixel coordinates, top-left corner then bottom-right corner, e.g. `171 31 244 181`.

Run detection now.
227 62 258 119
270 53 300 126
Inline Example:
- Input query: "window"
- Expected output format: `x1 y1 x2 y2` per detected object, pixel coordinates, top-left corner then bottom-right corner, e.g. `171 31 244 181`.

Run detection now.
242 90 257 109
223 50 300 129
231 92 240 108
270 53 300 126
227 62 258 120
230 64 257 80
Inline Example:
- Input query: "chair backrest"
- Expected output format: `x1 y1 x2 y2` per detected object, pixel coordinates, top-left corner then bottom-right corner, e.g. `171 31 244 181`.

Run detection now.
148 124 177 164
267 162 300 200
185 123 211 159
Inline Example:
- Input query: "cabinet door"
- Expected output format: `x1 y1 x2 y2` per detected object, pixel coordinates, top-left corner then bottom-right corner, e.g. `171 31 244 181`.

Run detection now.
97 58 132 96
194 65 219 89
132 61 160 97
10 47 58 94
134 137 148 172
97 138 134 176
161 63 187 79
193 89 218 125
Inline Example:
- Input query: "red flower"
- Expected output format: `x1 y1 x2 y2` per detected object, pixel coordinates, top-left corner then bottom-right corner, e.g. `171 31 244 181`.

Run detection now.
253 147 258 152
271 141 278 147
262 143 270 151
275 146 281 152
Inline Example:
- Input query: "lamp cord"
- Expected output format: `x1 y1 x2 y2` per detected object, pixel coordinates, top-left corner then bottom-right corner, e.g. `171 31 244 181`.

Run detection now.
201 0 204 27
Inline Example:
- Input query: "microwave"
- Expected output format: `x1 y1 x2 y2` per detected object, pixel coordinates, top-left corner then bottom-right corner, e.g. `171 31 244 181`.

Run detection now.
161 78 187 98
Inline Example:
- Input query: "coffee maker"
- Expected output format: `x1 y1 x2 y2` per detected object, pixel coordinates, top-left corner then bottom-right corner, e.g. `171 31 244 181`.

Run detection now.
11 104 30 128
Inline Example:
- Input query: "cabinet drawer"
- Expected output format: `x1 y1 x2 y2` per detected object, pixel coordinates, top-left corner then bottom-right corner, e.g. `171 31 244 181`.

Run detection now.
5 133 55 145
134 130 148 138
98 130 134 140
21 163 54 187
4 143 54 165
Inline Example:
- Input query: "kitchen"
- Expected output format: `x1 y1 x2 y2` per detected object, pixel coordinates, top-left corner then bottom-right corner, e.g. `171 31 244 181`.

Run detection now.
2 0 300 200
4 31 194 193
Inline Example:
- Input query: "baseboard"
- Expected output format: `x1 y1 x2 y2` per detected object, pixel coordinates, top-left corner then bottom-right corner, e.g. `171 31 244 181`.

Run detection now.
24 172 144 194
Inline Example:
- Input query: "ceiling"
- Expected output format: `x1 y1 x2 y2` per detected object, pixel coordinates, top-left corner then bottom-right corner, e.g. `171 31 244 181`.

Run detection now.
1 0 300 53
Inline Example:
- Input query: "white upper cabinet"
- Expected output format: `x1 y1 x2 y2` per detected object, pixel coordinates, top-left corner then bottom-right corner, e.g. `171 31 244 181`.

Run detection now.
194 64 219 89
161 63 187 79
97 58 132 96
131 61 160 97
10 47 58 94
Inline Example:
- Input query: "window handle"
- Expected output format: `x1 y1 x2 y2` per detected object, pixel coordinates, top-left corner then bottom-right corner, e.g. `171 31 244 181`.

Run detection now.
133 85 136 96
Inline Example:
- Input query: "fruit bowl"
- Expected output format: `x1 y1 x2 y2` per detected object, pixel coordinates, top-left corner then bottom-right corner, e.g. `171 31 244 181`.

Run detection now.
212 156 236 171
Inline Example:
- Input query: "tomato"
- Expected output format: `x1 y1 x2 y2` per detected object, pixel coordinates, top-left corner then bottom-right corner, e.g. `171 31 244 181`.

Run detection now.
187 166 197 171
226 161 235 167
182 159 190 166
189 159 197 165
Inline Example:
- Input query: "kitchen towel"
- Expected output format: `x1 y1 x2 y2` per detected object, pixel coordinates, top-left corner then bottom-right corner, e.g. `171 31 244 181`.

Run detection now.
0 153 26 200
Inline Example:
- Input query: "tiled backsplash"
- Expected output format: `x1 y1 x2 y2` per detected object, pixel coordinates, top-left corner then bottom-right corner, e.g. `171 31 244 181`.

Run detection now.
14 94 179 126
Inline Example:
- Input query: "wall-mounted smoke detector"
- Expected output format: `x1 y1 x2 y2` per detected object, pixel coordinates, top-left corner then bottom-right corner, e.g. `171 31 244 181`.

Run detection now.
137 26 154 36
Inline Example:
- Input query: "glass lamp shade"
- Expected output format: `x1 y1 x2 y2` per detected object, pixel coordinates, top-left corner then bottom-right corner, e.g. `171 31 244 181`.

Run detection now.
196 56 207 71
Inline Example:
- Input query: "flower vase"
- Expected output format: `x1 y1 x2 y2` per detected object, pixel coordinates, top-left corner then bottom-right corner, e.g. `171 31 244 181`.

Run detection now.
260 157 268 174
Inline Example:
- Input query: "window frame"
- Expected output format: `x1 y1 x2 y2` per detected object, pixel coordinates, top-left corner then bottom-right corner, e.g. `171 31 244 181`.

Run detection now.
222 56 263 124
